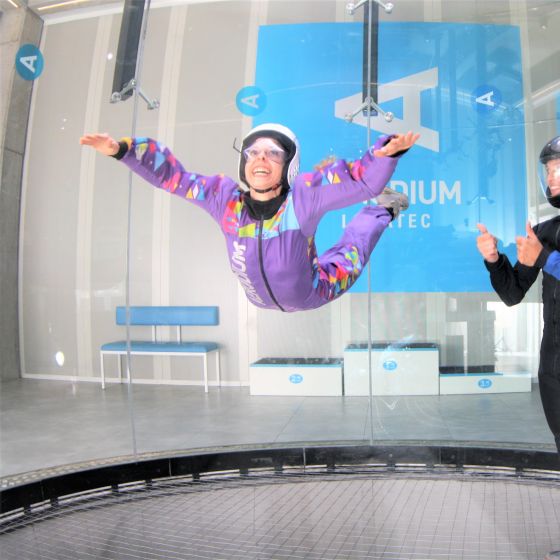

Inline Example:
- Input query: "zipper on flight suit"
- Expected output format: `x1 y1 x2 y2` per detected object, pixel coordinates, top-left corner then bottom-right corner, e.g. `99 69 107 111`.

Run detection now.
258 217 285 311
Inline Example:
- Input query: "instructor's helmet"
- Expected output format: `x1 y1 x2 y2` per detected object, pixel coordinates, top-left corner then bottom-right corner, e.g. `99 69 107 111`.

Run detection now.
538 136 560 209
238 123 300 192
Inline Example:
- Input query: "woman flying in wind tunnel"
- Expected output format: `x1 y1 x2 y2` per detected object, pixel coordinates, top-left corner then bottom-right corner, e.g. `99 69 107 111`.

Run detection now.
80 124 419 312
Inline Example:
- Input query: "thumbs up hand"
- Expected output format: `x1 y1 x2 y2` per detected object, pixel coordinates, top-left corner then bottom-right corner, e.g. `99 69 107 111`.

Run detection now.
476 223 499 263
516 222 543 266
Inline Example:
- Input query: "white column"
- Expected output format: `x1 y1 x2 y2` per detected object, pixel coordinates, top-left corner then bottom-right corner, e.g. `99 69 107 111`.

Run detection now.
76 16 113 377
151 5 188 382
237 0 270 385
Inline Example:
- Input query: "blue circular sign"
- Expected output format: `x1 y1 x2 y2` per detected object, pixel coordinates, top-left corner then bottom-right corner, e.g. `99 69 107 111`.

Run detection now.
16 44 44 81
383 360 397 371
472 85 502 113
236 86 266 116
478 378 492 389
289 374 303 384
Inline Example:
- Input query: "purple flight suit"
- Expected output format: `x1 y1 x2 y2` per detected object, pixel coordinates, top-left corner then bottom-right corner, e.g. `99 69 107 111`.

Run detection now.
118 136 401 312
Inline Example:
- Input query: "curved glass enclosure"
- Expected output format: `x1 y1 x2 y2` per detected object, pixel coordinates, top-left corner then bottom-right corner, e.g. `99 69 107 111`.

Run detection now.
2 0 560 481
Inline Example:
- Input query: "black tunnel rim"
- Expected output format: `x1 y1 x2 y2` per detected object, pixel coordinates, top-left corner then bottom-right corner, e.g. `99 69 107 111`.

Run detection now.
1 443 559 517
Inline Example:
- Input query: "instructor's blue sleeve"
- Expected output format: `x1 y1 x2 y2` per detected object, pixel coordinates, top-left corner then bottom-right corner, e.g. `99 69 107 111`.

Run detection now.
543 250 560 280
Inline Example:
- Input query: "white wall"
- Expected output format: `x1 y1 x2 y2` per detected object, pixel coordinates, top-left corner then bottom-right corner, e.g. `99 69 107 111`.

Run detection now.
19 0 354 385
18 0 560 386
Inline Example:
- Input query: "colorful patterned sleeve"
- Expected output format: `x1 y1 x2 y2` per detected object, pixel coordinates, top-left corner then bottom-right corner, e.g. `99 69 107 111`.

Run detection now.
293 136 401 235
117 137 236 222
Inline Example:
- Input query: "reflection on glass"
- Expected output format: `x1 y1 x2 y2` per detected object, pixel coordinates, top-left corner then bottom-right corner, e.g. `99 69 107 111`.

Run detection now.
3 0 560 483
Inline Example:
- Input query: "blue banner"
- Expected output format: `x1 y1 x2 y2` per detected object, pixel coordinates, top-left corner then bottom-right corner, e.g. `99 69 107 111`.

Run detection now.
252 22 526 292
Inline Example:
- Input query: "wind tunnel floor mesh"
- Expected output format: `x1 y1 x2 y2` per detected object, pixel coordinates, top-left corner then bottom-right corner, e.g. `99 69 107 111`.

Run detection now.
1 468 559 559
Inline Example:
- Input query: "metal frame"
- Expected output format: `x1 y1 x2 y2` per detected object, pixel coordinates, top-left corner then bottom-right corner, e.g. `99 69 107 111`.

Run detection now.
99 347 221 393
2 444 558 516
346 0 394 15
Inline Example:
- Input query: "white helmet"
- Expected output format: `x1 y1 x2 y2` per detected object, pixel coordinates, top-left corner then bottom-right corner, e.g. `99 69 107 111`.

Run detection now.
238 123 300 192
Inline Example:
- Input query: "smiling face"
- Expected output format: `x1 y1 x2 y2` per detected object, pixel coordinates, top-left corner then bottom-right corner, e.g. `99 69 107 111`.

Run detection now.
546 159 560 196
243 138 285 200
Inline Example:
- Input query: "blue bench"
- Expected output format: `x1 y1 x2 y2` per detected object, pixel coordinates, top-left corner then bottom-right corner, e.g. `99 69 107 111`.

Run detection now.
100 306 221 392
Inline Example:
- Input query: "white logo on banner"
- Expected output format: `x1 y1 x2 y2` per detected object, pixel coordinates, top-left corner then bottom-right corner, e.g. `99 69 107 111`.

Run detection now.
475 90 495 107
335 67 440 153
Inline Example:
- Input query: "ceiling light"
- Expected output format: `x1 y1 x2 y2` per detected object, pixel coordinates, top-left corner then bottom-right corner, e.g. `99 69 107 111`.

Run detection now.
37 0 91 11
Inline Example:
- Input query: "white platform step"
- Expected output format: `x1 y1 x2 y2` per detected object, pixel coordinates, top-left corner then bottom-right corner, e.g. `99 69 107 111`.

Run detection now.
249 358 343 396
439 372 532 394
344 343 439 396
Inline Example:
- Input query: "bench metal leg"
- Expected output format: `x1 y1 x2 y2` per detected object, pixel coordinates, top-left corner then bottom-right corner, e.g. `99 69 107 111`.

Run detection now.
203 354 208 393
124 353 131 384
215 350 221 388
101 349 218 391
118 353 123 384
100 352 106 389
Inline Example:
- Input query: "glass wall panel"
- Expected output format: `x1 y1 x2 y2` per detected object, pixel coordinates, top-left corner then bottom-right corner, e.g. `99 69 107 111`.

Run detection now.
3 0 559 482
6 4 138 476
121 0 559 457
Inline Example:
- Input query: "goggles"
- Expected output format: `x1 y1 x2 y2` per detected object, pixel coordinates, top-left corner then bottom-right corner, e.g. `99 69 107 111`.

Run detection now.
243 140 286 164
538 158 560 199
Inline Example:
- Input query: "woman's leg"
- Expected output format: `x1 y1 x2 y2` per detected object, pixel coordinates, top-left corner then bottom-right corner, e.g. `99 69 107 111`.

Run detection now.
314 205 391 302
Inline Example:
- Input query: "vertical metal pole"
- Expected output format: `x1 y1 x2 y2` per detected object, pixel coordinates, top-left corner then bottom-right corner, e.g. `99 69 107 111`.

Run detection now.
365 0 375 444
362 0 379 117
124 0 152 458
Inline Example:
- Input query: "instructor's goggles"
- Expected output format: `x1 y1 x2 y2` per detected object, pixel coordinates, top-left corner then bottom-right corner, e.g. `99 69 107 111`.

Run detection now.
538 136 560 203
538 158 560 199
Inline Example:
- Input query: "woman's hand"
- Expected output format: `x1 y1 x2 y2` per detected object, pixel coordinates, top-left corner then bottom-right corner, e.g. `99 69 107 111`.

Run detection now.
314 155 337 171
373 131 420 157
79 133 120 156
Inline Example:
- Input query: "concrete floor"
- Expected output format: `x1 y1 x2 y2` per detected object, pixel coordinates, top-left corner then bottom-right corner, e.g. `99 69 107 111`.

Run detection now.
0 378 557 479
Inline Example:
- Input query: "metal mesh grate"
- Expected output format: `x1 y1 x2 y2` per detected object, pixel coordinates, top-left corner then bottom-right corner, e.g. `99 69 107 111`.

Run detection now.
1 470 559 559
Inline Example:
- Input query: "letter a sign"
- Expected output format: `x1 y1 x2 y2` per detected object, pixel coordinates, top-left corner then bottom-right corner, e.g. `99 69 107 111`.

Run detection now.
16 44 44 81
